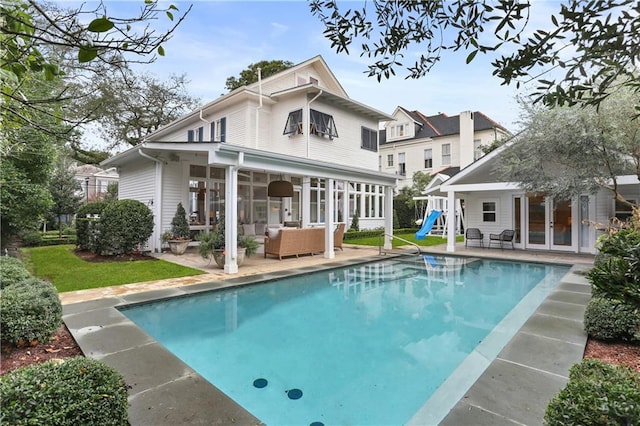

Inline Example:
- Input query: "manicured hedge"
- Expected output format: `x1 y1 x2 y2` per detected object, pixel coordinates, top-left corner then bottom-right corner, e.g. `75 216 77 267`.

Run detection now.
584 297 640 342
99 199 153 255
0 256 31 289
0 357 129 425
545 359 640 425
0 278 62 346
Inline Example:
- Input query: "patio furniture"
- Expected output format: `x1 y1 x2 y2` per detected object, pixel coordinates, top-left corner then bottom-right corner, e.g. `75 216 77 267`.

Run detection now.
264 227 325 260
465 228 484 248
334 223 346 251
488 229 515 249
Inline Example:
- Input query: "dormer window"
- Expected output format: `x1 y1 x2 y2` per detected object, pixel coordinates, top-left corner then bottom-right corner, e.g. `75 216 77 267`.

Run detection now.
390 124 406 139
283 109 303 135
310 109 338 140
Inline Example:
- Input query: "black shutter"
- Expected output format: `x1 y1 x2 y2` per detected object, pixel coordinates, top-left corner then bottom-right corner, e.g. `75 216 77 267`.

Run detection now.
187 130 194 142
220 117 226 142
198 126 204 141
210 122 215 141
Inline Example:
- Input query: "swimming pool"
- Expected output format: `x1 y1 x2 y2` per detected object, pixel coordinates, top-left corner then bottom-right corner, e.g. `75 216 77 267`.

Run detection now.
121 255 569 425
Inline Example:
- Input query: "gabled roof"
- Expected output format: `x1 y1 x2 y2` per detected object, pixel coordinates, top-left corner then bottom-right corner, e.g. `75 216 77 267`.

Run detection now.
380 108 509 145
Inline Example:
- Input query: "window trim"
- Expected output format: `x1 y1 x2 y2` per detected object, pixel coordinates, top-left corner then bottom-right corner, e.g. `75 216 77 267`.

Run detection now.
398 152 406 176
387 154 394 167
424 148 433 169
442 143 451 166
283 109 303 136
309 109 338 139
481 199 498 223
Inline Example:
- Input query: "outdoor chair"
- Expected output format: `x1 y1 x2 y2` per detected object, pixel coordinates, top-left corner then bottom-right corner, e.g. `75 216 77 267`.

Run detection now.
488 229 515 249
465 228 484 248
334 223 346 251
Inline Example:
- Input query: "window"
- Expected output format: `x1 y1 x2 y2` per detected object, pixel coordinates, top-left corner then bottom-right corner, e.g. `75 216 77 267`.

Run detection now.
615 199 637 222
188 127 204 142
283 109 303 135
213 117 226 142
424 149 432 168
390 124 406 138
310 109 338 139
482 201 497 222
361 126 378 151
387 154 393 167
474 139 483 160
442 143 451 165
398 152 406 176
309 76 318 85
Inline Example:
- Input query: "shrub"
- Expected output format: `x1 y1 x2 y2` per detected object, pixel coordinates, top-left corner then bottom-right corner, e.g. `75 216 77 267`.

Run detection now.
20 230 42 246
76 201 107 251
0 357 129 425
169 202 190 239
584 297 640 341
0 256 31 289
0 278 62 346
99 199 154 255
545 358 640 425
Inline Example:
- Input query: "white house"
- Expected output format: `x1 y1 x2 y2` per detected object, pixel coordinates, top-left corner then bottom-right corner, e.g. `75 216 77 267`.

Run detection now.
102 56 398 272
379 108 510 188
436 137 639 254
71 163 119 203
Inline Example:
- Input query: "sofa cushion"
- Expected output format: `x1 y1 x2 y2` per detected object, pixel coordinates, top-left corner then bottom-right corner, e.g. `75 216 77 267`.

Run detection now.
267 227 281 239
242 223 256 236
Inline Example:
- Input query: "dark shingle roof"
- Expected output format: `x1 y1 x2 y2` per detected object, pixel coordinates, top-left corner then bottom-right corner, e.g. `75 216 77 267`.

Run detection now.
380 108 507 146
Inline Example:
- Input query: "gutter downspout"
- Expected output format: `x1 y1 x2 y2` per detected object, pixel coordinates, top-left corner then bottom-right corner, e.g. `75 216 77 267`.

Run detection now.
256 67 262 149
139 149 163 253
306 89 322 158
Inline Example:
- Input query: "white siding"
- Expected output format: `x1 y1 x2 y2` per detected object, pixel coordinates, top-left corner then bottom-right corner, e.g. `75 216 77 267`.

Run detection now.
463 191 513 236
119 162 155 202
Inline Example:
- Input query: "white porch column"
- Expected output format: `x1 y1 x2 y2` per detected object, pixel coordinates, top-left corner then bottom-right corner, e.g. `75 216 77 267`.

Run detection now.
325 178 335 259
224 164 239 274
302 176 311 227
384 185 393 250
446 190 456 252
342 180 349 226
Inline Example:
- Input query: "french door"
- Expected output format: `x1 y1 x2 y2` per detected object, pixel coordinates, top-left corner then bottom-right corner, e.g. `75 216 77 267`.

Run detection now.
526 195 575 251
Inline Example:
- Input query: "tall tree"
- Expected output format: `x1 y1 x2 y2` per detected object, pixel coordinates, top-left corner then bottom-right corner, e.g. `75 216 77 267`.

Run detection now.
310 0 639 109
48 158 83 236
498 86 640 207
225 60 294 91
84 69 201 149
1 0 191 134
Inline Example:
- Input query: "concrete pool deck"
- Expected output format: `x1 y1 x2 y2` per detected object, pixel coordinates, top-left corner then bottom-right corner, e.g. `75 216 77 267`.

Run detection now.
61 243 594 425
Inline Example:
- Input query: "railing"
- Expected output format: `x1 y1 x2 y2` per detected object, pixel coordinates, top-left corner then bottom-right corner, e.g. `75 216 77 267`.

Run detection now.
378 233 422 255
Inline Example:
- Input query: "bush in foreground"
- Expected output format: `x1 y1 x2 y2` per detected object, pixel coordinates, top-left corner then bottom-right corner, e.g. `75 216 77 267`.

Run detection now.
0 357 129 425
584 297 640 342
545 359 640 425
99 199 153 255
0 256 31 289
0 278 62 346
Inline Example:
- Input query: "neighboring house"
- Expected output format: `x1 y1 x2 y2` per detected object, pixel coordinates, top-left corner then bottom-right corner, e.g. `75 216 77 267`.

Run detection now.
433 137 640 254
379 108 510 188
102 56 398 272
71 163 119 203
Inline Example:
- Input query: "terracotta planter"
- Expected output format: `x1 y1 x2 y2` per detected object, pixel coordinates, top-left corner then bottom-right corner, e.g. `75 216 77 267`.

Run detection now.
168 239 190 255
212 248 245 268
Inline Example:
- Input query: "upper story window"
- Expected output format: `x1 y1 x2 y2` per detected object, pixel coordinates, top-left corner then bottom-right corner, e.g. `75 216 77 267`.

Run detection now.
424 148 433 169
283 109 303 135
361 126 378 152
442 143 451 165
389 124 406 139
387 154 393 167
187 126 204 142
310 109 338 140
474 139 483 160
398 152 406 176
211 117 226 142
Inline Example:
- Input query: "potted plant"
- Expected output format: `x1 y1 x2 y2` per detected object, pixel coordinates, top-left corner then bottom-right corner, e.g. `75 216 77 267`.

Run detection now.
163 203 191 255
197 213 259 268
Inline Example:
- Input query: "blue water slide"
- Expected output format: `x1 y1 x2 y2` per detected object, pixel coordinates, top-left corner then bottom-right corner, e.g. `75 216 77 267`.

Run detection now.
415 210 442 240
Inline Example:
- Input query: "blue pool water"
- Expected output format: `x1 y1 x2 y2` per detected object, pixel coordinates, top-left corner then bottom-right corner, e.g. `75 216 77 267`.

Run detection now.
121 256 569 425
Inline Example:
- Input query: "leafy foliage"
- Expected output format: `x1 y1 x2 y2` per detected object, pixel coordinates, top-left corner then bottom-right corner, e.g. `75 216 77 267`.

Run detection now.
0 278 62 346
169 203 191 240
48 158 83 236
0 257 31 289
498 87 640 203
310 0 640 109
225 60 294 91
75 201 107 252
584 297 640 342
0 357 129 426
588 229 640 308
99 200 154 255
545 359 640 425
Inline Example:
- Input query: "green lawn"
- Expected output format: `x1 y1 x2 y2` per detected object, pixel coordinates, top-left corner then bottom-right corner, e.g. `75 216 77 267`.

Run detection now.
22 245 204 293
345 233 463 247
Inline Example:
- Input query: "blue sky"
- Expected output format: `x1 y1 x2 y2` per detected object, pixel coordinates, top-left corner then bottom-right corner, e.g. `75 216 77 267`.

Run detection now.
66 1 561 143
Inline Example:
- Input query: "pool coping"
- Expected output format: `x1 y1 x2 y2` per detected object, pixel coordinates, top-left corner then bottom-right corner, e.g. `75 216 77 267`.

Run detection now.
62 251 592 425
